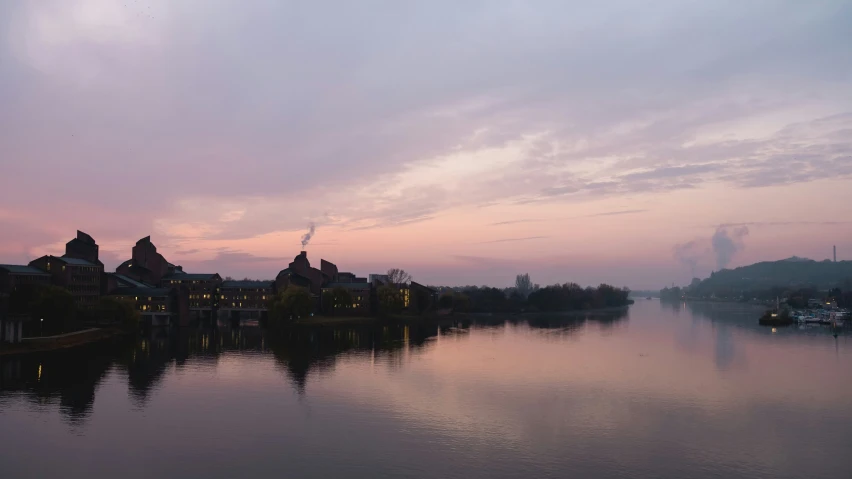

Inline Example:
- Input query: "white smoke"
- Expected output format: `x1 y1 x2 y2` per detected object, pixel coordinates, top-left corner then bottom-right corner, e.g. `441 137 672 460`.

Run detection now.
711 226 749 270
300 222 315 249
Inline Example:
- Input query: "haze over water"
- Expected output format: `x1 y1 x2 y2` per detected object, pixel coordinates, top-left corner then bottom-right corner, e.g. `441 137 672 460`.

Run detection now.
1 301 850 478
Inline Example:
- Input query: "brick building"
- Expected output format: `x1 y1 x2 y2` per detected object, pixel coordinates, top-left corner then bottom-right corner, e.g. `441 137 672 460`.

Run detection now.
28 256 102 307
0 265 51 343
0 265 52 294
322 282 373 314
221 280 274 319
116 236 183 285
27 231 105 308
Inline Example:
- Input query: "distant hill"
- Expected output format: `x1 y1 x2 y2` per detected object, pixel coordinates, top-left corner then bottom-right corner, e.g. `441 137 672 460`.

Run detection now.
688 259 852 295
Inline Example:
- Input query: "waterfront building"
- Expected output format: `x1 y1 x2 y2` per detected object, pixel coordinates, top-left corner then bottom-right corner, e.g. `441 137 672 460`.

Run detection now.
220 280 274 319
28 255 102 308
275 251 327 296
27 231 104 308
109 287 174 327
322 282 373 314
0 265 52 294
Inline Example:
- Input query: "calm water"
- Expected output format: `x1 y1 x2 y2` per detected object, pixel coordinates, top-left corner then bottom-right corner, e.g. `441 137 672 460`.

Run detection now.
1 301 851 479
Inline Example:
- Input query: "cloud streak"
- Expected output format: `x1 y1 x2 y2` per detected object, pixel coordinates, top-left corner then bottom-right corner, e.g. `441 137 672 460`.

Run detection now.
480 236 548 244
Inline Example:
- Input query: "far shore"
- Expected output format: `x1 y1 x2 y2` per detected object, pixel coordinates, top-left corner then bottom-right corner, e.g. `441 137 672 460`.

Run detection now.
291 303 633 327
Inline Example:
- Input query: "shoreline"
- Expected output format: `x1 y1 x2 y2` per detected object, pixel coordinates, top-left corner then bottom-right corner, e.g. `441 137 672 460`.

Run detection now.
290 303 632 327
0 327 130 357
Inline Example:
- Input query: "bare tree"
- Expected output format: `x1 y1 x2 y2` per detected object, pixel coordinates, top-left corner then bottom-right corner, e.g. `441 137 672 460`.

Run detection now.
515 273 533 299
387 268 412 285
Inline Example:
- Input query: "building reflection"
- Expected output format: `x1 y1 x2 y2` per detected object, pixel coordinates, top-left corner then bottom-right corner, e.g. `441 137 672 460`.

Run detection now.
0 345 114 425
0 312 628 421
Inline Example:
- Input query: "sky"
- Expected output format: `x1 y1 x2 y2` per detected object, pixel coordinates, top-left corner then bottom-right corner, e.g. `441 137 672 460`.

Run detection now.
1 0 851 289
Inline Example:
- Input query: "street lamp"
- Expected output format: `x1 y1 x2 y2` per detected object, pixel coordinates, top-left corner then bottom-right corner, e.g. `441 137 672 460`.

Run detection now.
40 318 43 336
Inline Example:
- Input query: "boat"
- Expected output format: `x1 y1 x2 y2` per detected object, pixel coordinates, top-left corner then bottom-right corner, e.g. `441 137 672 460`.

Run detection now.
646 297 652 300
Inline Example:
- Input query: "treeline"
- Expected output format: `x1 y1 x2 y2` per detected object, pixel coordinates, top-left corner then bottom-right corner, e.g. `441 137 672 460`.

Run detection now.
5 284 140 336
677 259 852 298
434 278 631 314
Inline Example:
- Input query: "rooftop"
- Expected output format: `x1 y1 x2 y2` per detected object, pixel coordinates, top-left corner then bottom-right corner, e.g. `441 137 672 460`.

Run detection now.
110 287 171 297
163 273 220 281
325 282 373 290
0 264 50 275
222 280 274 289
111 273 155 289
59 256 98 266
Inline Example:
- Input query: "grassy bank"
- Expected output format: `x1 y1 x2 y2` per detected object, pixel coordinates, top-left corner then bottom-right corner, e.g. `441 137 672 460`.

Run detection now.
0 328 131 357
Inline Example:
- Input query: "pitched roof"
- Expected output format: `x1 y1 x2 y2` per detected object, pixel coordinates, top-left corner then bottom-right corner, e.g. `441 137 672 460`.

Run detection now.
325 282 373 290
0 264 50 275
110 287 171 297
162 273 220 281
411 281 436 293
111 274 155 288
59 256 98 266
222 280 274 289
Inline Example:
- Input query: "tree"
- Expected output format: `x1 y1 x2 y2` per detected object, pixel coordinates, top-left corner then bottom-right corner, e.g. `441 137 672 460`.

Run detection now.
268 286 313 325
28 285 77 334
377 285 404 315
438 292 454 309
515 273 534 299
386 268 412 286
321 287 354 315
96 297 140 330
452 293 471 312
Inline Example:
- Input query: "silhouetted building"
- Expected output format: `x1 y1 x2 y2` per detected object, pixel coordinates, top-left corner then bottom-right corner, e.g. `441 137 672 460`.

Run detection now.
28 256 102 308
0 264 52 294
320 259 339 283
161 272 222 321
322 282 372 314
116 236 183 285
109 287 174 326
26 231 105 307
276 252 326 296
0 265 47 343
64 230 101 265
409 281 438 313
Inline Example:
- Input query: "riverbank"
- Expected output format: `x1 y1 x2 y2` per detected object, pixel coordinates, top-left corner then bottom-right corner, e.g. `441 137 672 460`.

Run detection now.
290 304 632 328
0 327 130 357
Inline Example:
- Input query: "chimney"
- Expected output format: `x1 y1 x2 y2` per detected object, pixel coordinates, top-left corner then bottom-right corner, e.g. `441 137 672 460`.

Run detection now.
834 245 837 262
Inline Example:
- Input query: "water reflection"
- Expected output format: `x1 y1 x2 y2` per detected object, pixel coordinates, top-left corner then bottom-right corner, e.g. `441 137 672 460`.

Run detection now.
0 311 627 422
2 304 851 479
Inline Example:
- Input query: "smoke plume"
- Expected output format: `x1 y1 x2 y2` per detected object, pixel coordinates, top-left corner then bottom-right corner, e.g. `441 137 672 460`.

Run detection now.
673 240 703 276
711 226 749 270
300 222 315 249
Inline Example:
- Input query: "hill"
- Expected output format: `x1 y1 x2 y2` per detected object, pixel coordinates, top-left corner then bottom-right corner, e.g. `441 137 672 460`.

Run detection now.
664 258 852 299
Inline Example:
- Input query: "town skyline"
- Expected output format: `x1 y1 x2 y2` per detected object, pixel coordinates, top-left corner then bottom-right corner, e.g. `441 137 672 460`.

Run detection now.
1 0 851 289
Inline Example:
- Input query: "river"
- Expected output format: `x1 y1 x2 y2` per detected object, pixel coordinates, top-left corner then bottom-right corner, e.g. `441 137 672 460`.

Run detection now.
1 300 850 478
